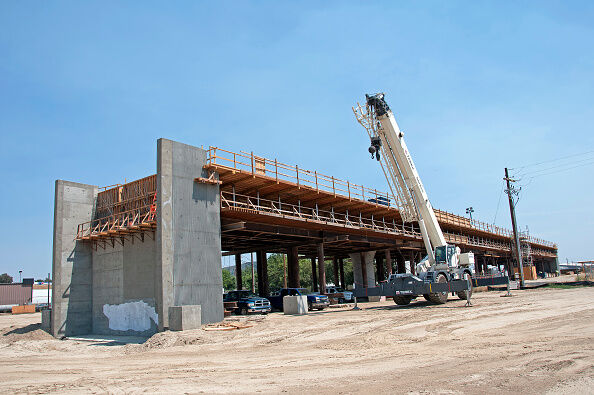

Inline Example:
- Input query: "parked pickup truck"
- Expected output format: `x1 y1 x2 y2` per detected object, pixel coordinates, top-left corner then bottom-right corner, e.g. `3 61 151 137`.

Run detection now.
324 286 354 303
223 290 271 315
268 288 330 311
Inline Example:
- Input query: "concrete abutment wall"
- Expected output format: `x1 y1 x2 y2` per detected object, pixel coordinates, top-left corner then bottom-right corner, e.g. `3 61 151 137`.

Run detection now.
51 139 224 338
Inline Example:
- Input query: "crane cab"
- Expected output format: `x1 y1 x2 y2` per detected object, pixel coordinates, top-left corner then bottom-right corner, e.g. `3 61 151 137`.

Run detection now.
434 245 458 268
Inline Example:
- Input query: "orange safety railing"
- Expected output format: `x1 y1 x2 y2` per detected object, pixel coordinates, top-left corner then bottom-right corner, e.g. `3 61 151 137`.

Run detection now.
220 191 420 238
76 204 155 240
207 147 557 250
220 191 555 256
206 147 391 205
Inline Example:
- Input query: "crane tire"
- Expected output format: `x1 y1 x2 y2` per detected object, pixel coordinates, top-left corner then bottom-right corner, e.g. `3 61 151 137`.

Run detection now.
457 272 473 300
426 274 448 304
393 295 413 305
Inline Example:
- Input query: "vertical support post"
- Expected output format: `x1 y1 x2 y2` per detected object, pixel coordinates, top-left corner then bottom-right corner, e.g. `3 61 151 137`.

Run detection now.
311 257 318 292
317 244 326 294
409 250 416 275
385 249 392 277
283 253 287 288
332 257 339 287
287 247 300 288
256 250 264 296
376 254 384 282
235 253 243 290
396 249 405 274
360 252 368 288
261 250 269 297
251 252 255 293
339 258 345 289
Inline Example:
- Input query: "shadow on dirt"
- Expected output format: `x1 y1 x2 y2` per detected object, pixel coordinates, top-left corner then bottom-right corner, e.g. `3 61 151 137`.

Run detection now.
3 323 41 336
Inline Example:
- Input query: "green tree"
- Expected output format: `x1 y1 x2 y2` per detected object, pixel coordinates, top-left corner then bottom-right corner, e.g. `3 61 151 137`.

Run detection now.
343 258 354 289
0 273 13 284
266 253 286 291
242 265 257 292
222 269 236 291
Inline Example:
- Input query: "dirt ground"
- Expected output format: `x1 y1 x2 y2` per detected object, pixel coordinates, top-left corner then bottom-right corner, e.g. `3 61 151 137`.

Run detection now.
0 285 593 394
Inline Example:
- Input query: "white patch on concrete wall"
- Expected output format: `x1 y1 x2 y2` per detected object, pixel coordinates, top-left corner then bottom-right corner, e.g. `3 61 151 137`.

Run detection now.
102 301 158 332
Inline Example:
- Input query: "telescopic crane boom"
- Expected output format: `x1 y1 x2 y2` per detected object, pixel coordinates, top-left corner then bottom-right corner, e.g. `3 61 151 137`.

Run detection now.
354 93 446 265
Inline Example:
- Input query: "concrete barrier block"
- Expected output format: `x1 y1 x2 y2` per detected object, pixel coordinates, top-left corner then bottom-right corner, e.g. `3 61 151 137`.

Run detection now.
283 295 308 315
41 309 51 332
168 305 201 331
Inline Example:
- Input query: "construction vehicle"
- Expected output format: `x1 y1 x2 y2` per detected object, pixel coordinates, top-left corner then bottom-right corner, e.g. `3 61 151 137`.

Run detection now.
352 93 474 305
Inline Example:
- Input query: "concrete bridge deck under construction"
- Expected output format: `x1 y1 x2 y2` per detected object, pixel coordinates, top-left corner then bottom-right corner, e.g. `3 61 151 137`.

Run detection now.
52 139 558 338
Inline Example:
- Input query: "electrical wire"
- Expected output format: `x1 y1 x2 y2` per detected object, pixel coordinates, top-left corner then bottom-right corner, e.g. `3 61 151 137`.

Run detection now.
524 160 594 181
510 149 594 171
492 180 504 225
515 156 594 178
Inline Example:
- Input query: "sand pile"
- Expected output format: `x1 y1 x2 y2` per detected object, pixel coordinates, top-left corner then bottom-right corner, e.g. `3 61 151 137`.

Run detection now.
0 323 53 344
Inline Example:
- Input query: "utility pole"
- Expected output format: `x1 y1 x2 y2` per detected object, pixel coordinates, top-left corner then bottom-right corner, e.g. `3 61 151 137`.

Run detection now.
504 168 524 288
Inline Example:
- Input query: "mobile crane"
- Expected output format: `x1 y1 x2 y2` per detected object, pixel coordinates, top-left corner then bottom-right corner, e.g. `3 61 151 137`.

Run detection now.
352 93 474 305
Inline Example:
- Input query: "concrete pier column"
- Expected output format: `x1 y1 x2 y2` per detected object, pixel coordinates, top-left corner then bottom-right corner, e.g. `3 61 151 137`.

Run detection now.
350 251 376 289
332 257 339 287
408 251 416 275
52 180 97 337
311 258 318 292
339 258 345 289
385 249 393 277
156 139 223 328
396 249 406 274
361 252 368 287
235 254 243 290
317 244 326 294
257 250 269 297
376 254 384 282
256 251 264 296
287 247 299 288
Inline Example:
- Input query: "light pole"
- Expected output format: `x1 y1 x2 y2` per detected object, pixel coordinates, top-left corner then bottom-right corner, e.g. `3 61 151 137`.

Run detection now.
466 207 474 221
18 270 22 283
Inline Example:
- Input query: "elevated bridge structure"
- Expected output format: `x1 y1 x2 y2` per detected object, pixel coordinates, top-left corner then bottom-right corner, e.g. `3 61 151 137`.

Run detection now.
53 139 558 339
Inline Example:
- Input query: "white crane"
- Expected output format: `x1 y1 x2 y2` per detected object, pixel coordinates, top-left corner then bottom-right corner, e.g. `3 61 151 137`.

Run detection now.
353 93 474 304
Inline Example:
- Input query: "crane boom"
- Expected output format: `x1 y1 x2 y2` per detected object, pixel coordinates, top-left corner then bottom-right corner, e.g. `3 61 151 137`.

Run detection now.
353 93 446 263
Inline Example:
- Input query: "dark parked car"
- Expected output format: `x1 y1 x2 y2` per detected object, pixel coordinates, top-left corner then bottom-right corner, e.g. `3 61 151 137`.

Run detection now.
223 290 271 315
268 288 330 311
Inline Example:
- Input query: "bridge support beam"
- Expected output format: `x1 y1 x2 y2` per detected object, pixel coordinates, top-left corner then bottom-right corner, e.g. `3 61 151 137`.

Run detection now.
385 249 392 278
332 257 339 287
287 246 299 288
339 258 345 289
317 244 326 294
235 253 242 290
350 251 376 289
311 257 318 292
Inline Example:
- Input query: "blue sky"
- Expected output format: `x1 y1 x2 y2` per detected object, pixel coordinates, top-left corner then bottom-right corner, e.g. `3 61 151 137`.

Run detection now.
1 1 593 279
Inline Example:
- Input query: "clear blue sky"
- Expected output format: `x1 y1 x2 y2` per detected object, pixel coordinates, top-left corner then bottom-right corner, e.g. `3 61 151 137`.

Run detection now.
1 1 593 279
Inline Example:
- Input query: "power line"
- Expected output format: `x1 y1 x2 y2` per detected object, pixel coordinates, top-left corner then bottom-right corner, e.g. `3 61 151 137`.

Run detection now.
516 156 594 178
492 180 504 225
524 160 594 181
510 149 594 171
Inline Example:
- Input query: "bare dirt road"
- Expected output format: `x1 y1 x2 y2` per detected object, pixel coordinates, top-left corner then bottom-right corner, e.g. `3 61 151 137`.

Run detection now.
0 286 593 394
